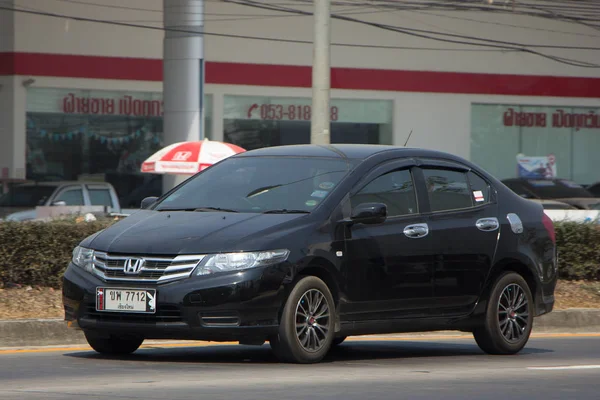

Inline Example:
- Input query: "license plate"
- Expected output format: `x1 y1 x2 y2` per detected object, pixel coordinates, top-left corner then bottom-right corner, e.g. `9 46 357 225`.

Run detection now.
96 287 156 314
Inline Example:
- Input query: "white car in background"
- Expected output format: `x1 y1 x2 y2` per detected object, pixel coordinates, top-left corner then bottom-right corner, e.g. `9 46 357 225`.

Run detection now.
0 181 121 222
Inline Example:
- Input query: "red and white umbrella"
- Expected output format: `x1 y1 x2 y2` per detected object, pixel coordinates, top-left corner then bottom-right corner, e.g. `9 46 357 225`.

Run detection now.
141 139 246 175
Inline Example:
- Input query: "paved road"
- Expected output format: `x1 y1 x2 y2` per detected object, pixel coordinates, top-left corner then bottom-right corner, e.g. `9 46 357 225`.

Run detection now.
1 334 599 400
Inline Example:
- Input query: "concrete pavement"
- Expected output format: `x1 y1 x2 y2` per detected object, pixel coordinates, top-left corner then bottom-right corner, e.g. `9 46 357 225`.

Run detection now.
1 335 599 399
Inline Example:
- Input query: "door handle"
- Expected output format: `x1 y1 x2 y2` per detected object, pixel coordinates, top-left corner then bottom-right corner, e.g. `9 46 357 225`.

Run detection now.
403 223 429 238
476 217 499 232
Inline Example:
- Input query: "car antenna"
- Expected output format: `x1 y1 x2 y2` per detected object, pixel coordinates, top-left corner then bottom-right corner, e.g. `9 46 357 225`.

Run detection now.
403 129 413 147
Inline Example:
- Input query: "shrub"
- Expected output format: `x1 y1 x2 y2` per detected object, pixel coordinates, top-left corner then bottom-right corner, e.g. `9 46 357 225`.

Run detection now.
0 218 115 288
555 221 600 281
0 218 599 288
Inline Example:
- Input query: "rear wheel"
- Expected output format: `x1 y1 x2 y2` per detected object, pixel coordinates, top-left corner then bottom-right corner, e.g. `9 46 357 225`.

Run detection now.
473 272 534 355
270 276 335 364
84 331 144 355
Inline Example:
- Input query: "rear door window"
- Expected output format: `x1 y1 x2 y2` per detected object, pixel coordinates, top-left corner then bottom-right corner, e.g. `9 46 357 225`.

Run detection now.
422 169 473 212
88 188 114 208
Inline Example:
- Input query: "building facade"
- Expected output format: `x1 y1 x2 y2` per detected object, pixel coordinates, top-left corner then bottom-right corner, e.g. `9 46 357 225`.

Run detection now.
1 0 599 206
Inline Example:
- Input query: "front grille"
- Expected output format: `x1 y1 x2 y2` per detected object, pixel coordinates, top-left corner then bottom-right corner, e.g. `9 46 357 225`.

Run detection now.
84 303 183 323
92 252 205 284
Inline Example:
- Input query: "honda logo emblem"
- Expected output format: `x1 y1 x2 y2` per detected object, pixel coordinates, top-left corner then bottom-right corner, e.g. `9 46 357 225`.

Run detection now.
123 258 144 275
172 151 193 161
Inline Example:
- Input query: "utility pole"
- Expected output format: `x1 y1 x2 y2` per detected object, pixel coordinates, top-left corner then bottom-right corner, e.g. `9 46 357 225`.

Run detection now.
163 0 204 192
310 0 331 145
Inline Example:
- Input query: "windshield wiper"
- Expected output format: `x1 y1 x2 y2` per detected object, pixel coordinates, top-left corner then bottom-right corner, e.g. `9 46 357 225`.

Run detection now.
263 209 310 214
194 207 239 213
246 185 282 198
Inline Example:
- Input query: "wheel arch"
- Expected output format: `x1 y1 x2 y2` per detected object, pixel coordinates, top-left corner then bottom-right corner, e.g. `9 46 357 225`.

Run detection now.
276 256 343 332
473 256 540 317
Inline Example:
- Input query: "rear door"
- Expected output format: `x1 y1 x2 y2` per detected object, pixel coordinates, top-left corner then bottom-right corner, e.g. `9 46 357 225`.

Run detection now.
415 160 499 317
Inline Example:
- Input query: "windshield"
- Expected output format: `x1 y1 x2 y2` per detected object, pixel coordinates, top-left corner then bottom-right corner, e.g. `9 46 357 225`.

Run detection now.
525 179 593 199
155 156 356 213
0 186 56 207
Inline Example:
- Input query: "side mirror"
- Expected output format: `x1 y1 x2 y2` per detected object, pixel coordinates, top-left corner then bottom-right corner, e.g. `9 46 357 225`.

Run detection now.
351 202 387 225
141 196 159 209
52 201 67 206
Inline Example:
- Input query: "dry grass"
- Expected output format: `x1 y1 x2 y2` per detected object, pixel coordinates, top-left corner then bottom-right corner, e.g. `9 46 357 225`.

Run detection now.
1 280 599 320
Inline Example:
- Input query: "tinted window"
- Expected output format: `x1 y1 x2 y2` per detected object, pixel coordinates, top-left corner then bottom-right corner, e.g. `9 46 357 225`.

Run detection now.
55 189 84 206
423 169 472 212
155 156 356 213
351 169 417 217
89 189 113 207
467 171 491 204
0 186 56 207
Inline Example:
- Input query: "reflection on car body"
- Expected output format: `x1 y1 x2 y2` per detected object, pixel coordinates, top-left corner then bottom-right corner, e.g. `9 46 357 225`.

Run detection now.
63 144 557 364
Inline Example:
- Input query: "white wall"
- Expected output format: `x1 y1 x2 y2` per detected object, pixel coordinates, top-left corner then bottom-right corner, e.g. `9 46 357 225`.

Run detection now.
12 0 600 77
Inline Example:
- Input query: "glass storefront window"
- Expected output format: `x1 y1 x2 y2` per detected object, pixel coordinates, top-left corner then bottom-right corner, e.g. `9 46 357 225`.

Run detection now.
223 95 393 150
25 88 212 208
471 103 600 185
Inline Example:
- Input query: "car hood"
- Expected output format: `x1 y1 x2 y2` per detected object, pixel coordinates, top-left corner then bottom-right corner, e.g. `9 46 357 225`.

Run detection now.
0 208 36 221
0 207 33 220
87 210 311 255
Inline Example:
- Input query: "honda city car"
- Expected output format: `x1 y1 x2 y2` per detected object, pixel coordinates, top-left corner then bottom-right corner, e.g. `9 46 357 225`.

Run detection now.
62 144 557 364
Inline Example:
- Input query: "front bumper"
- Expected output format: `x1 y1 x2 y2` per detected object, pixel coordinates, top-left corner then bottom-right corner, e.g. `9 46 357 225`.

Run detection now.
62 262 289 342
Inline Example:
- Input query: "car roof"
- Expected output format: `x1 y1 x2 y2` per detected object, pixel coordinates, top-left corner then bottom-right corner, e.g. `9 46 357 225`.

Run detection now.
236 144 466 162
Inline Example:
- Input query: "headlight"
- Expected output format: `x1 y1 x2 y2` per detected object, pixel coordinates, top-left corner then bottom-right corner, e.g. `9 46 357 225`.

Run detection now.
72 246 94 273
194 249 290 276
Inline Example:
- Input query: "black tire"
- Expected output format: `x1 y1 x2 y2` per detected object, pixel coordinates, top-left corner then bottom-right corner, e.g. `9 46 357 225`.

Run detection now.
331 336 347 347
84 331 144 355
270 276 335 364
473 272 534 355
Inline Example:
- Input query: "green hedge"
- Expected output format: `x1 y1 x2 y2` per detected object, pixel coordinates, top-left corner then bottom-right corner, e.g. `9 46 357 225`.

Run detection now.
0 218 114 288
555 221 600 281
0 219 599 288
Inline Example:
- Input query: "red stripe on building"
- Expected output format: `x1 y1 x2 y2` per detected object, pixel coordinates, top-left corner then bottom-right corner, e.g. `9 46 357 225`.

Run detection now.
1 52 599 98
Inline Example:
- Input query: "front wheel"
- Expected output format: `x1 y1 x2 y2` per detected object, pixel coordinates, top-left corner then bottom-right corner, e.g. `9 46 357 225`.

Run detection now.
84 331 144 355
473 272 534 355
270 276 335 364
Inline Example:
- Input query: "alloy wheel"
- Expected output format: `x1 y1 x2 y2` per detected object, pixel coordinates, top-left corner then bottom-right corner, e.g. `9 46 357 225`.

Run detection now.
497 283 530 343
295 289 331 352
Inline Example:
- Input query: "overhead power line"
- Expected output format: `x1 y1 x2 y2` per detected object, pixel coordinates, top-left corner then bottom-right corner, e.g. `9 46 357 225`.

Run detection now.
1 1 599 67
0 4 513 52
225 0 600 67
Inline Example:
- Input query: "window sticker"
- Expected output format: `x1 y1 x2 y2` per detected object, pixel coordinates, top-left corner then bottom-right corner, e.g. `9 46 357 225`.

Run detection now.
319 182 335 190
473 190 485 202
311 190 328 198
305 200 318 207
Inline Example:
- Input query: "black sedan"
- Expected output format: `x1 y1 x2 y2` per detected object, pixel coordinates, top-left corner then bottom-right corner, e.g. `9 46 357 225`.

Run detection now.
62 144 557 364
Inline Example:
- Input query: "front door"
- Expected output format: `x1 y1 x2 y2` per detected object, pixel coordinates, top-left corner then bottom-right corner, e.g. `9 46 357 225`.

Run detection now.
341 164 436 322
417 165 499 317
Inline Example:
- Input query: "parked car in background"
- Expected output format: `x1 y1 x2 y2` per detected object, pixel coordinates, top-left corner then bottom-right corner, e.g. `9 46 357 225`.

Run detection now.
502 178 600 210
587 181 600 198
63 144 557 364
530 199 577 210
0 181 121 221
